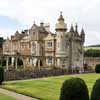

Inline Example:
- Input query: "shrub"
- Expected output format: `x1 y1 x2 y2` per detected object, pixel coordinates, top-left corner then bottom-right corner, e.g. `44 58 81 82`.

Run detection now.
60 78 89 100
50 64 58 69
23 65 35 71
1 58 6 66
0 67 4 85
90 79 100 100
8 65 15 71
95 64 100 73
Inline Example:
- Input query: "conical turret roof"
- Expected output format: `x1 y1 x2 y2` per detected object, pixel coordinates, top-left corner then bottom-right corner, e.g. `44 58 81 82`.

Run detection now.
70 24 74 32
81 28 85 35
58 12 64 21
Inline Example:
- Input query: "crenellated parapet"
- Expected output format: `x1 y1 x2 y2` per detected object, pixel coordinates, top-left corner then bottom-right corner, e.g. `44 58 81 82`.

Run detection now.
66 23 85 44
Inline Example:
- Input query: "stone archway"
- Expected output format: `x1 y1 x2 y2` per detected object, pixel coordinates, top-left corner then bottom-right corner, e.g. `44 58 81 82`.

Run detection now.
40 60 43 66
17 58 23 66
36 59 43 66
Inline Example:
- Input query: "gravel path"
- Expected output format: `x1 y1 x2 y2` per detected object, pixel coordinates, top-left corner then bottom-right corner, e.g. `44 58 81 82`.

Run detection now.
0 88 38 100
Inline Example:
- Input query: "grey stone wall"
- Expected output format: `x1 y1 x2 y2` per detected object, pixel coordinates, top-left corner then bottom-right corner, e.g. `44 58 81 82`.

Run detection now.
4 69 69 81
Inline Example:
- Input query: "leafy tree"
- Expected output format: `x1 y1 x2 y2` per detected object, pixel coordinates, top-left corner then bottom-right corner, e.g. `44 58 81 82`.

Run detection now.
84 49 100 57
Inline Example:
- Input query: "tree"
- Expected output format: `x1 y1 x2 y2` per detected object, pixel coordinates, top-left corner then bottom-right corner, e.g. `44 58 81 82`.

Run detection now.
60 78 89 100
0 67 4 85
95 64 100 73
91 79 100 100
84 49 100 57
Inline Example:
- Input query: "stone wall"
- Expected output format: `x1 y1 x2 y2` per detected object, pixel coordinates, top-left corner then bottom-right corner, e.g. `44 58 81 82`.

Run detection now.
84 57 100 70
4 69 69 81
4 68 92 81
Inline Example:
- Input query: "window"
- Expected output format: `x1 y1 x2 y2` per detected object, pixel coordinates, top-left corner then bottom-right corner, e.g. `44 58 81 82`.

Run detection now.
48 57 52 64
47 42 52 47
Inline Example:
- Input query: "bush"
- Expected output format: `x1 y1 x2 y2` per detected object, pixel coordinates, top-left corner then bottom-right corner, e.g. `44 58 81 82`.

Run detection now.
0 67 4 85
90 79 100 100
50 64 58 69
95 64 100 73
23 65 35 71
60 78 89 100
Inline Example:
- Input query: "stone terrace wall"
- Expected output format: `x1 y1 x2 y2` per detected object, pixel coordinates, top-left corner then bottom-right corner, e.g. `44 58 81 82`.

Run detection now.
4 69 93 81
4 69 69 81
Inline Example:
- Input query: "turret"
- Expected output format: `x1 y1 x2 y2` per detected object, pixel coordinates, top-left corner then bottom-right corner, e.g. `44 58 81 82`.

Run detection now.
80 28 85 42
55 12 67 32
74 23 79 36
70 24 74 33
56 12 67 58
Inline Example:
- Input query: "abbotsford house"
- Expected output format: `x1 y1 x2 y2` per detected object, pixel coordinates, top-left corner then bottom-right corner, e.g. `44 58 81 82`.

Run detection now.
3 12 85 72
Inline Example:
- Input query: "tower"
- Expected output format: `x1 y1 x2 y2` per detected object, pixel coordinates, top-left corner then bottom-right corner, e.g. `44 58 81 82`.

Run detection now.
55 12 68 68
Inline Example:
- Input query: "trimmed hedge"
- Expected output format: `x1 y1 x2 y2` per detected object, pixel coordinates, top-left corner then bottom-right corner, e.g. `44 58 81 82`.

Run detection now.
91 79 100 100
0 67 4 85
95 64 100 73
60 78 89 100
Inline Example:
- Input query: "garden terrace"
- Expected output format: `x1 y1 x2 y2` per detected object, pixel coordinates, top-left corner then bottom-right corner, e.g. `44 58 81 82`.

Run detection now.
1 73 99 100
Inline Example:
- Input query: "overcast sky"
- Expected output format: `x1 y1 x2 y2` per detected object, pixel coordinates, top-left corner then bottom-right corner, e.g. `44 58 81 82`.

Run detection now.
0 0 100 46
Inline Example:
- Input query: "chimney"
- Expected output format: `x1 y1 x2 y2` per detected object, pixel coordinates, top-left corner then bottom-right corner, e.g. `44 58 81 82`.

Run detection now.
40 22 44 27
44 23 50 32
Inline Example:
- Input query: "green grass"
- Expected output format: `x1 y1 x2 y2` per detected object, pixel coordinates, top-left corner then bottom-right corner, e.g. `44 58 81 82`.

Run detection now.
84 47 100 51
1 73 100 100
0 93 16 100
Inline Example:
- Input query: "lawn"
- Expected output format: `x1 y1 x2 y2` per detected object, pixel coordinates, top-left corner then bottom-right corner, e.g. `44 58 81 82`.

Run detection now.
1 73 100 100
0 93 16 100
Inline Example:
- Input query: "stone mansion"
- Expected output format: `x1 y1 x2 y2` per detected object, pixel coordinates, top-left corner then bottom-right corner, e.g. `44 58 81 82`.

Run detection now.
3 12 85 72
